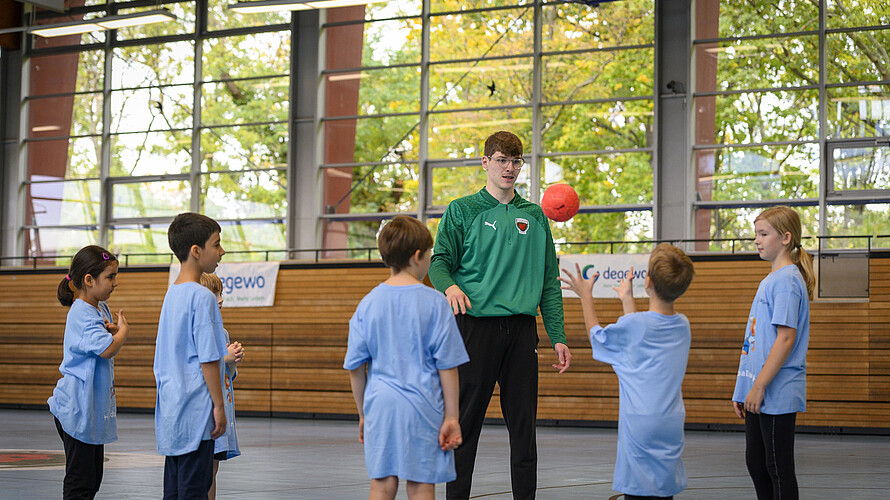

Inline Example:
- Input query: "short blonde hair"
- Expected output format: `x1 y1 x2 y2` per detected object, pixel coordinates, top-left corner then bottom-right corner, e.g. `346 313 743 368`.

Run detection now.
648 243 695 302
199 272 223 295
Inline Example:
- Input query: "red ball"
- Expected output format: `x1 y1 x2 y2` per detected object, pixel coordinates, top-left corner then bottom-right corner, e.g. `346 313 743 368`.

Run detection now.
541 183 580 222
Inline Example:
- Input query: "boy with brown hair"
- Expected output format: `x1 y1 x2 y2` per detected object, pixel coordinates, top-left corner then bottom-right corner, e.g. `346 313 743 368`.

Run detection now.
560 243 695 500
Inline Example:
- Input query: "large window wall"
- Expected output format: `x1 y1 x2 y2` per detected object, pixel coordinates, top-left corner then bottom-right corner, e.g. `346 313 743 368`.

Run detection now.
320 0 657 252
693 0 890 251
20 0 290 262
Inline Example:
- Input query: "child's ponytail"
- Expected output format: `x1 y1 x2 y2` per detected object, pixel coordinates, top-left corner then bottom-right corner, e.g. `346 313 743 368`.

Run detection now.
792 244 816 301
58 245 118 307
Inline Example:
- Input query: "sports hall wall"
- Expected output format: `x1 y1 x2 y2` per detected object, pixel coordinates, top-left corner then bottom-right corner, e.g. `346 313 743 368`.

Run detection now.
2 256 888 431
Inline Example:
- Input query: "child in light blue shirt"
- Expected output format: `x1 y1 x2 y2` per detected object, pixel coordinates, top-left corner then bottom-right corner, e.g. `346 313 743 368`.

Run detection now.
48 245 129 499
154 213 228 498
561 244 696 499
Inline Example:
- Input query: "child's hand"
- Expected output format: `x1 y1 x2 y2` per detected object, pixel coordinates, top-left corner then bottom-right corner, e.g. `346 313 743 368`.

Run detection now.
228 342 244 364
439 416 462 451
558 263 597 298
211 405 226 439
732 401 745 419
358 415 365 444
110 310 128 336
613 266 634 301
744 386 765 415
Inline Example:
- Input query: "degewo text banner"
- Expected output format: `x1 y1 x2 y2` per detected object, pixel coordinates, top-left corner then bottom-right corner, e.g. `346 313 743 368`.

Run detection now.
168 261 280 307
558 254 650 299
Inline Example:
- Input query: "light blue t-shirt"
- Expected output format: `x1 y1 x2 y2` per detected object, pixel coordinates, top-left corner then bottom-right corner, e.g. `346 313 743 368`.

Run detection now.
154 282 228 456
732 264 810 414
344 283 469 483
214 328 240 460
48 299 117 445
590 311 691 497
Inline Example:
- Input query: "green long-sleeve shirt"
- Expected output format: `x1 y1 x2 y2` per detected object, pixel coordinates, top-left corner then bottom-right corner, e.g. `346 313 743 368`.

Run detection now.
429 188 567 347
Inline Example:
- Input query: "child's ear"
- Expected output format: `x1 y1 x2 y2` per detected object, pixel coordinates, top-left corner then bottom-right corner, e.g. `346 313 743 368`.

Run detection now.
412 249 423 263
83 273 95 288
782 231 793 246
190 244 202 260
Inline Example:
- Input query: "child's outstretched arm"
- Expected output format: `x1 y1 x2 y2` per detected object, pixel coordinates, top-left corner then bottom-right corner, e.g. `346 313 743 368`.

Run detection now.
744 325 797 414
614 267 636 315
348 364 368 444
438 367 462 451
201 360 227 439
559 263 600 332
100 310 129 359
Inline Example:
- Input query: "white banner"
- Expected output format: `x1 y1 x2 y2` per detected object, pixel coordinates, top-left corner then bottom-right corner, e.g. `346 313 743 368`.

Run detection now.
558 254 651 299
168 262 280 307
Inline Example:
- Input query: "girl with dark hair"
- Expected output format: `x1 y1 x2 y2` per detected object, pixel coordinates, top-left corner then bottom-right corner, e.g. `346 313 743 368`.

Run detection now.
48 245 129 500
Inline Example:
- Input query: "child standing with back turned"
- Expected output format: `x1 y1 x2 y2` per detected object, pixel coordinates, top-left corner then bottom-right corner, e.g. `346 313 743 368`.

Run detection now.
560 243 695 500
48 245 129 500
732 206 814 500
155 212 229 499
344 215 469 500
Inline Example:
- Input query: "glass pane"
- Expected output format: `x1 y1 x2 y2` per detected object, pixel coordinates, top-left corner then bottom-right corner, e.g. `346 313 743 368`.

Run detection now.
695 206 819 251
832 145 890 192
202 170 287 219
325 67 421 117
324 19 421 71
428 108 532 159
321 219 385 257
542 101 653 153
201 125 288 172
542 153 653 206
827 204 890 243
431 164 530 207
694 90 819 145
110 86 193 133
108 224 172 261
111 41 194 88
366 0 421 19
551 212 654 254
429 58 532 112
543 49 654 102
219 220 287 260
28 93 103 139
29 50 103 95
111 131 192 177
323 115 421 164
429 7 533 61
541 0 655 51
694 144 820 202
826 85 890 139
30 12 106 49
431 0 530 12
207 0 290 31
25 228 99 260
826 0 890 29
27 137 102 180
826 30 890 84
201 77 289 126
27 179 101 226
696 0 819 39
111 180 190 219
694 36 818 92
114 3 196 40
203 32 291 81
323 163 418 214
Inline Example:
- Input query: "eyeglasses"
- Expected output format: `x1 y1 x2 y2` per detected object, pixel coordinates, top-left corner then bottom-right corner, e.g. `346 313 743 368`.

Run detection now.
486 156 525 168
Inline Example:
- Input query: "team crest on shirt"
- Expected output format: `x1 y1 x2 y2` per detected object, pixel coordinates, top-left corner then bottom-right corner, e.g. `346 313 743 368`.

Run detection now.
515 217 529 234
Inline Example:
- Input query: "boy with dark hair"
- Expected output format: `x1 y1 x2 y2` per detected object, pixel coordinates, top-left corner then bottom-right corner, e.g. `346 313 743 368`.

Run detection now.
155 212 229 499
560 243 695 500
345 215 468 500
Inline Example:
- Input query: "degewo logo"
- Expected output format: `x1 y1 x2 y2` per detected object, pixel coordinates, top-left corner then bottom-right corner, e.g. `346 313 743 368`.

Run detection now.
559 253 650 298
168 261 280 307
219 273 266 295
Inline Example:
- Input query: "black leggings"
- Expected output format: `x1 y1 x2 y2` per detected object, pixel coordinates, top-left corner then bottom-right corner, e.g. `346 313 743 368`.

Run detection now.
54 417 104 500
745 412 798 500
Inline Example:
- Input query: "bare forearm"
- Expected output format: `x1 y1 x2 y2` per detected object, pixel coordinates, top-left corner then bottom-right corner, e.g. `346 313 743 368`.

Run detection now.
100 328 128 359
619 295 636 315
754 327 796 391
438 367 460 419
349 366 367 417
579 295 601 333
201 361 224 408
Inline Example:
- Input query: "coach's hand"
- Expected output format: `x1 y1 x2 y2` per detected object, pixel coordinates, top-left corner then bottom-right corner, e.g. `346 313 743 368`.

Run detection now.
445 285 472 315
553 343 572 373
